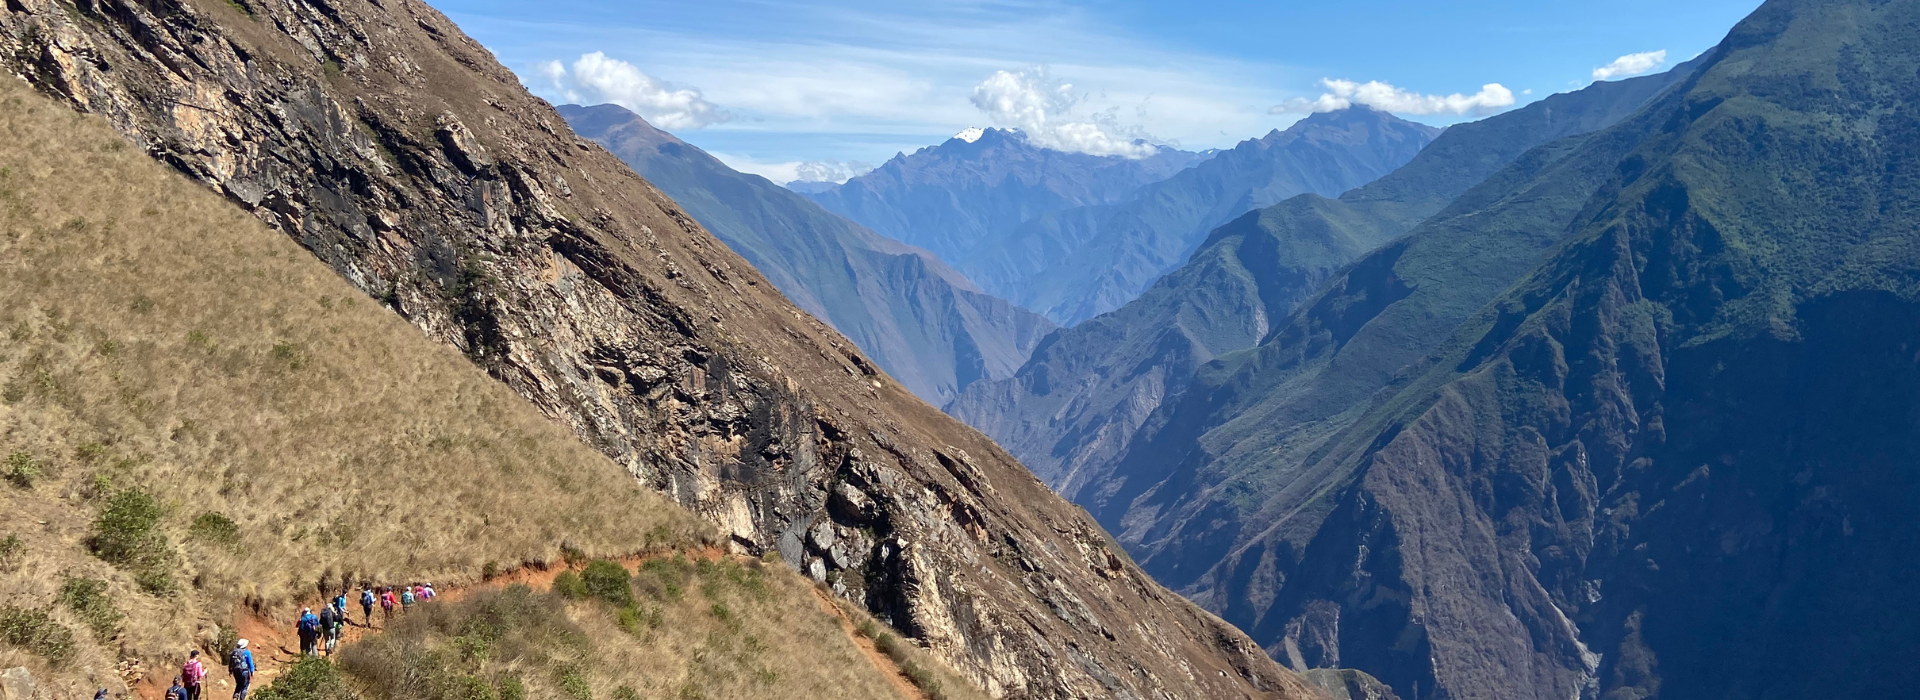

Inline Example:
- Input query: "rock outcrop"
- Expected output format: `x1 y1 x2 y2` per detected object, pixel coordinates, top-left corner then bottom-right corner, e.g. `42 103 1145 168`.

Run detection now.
0 0 1317 697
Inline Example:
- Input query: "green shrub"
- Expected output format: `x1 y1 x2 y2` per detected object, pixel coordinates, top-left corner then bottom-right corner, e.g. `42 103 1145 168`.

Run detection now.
190 512 241 547
3 451 39 488
89 488 175 593
57 575 121 640
612 687 639 700
554 664 591 700
552 571 586 600
446 675 492 700
252 656 357 700
0 533 20 570
580 559 632 606
0 606 76 663
496 677 526 700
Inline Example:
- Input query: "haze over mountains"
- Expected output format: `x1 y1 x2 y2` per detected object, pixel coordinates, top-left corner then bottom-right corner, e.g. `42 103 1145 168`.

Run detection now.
805 108 1440 325
559 104 1056 405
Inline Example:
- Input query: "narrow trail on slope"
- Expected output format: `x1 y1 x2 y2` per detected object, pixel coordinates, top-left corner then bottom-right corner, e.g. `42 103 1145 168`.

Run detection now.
809 587 932 700
136 550 928 700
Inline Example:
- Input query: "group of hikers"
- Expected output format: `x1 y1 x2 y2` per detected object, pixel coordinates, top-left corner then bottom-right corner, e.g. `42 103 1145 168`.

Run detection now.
145 582 438 700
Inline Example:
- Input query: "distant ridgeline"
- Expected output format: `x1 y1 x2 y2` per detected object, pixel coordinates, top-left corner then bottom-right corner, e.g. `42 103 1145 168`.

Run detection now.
804 109 1439 326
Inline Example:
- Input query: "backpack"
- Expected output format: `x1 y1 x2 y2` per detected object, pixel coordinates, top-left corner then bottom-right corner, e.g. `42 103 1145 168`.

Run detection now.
361 590 375 607
228 648 248 675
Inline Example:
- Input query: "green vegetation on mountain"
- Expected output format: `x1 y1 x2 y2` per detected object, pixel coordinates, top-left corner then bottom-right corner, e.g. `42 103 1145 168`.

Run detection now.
950 64 1696 496
1063 0 1920 697
560 104 1054 405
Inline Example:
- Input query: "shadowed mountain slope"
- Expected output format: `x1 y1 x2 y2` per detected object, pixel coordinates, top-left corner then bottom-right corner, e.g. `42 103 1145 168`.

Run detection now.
950 64 1697 495
1075 0 1920 696
558 104 1054 405
0 0 1321 696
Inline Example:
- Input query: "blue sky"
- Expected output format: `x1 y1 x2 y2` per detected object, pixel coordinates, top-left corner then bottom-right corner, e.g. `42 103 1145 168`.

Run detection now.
430 0 1763 183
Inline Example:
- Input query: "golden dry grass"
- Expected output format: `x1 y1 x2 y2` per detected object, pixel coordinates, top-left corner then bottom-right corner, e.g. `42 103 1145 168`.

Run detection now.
341 556 908 700
0 76 966 700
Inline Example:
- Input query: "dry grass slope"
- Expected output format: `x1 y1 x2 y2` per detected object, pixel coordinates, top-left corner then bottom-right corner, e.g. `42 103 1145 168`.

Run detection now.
0 77 956 700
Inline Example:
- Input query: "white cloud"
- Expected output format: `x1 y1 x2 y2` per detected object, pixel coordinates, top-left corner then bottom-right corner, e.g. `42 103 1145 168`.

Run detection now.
1272 79 1516 117
534 52 729 130
968 66 1160 158
708 153 873 185
1592 50 1668 81
794 159 876 183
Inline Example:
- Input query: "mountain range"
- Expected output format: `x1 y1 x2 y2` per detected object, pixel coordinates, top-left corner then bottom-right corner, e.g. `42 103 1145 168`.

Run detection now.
807 109 1439 325
800 127 1206 270
0 0 1322 697
964 107 1442 325
558 103 1055 405
951 56 1699 504
956 0 1920 697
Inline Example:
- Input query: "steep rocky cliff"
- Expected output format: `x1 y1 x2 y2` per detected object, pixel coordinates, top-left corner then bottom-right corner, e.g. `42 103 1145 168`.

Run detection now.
1067 0 1920 696
0 0 1317 697
949 66 1695 497
559 103 1054 406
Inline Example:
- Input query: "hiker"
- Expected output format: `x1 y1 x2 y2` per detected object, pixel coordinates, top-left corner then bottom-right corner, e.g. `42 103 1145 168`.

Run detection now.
399 583 415 612
316 604 338 655
324 601 345 654
166 677 188 700
229 639 254 700
181 650 206 700
360 585 376 626
331 591 349 619
296 606 321 656
422 582 436 601
379 586 397 624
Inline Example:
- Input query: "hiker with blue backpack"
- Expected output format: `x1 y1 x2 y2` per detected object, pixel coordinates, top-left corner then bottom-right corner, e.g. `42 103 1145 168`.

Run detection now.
227 639 254 700
296 606 321 656
360 585 376 626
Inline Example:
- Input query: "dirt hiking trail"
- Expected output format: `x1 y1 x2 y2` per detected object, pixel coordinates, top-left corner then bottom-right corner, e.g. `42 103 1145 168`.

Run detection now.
134 551 929 700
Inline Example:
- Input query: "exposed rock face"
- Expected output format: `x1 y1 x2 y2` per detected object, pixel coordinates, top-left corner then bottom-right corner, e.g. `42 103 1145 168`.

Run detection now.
558 103 1055 406
0 0 1318 697
1034 0 1920 697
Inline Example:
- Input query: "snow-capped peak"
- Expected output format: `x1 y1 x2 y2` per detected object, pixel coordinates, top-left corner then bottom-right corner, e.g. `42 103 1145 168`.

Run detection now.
953 127 986 143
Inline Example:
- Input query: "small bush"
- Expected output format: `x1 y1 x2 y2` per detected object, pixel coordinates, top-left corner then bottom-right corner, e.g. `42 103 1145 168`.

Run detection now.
496 677 526 700
0 534 20 570
190 512 241 546
3 451 39 488
552 571 586 600
580 559 632 606
57 575 121 640
252 656 357 700
447 676 492 700
0 606 76 663
554 664 591 700
612 687 639 700
89 488 175 593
